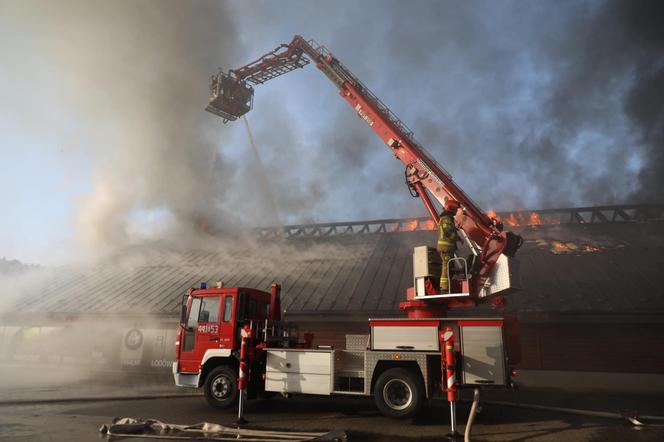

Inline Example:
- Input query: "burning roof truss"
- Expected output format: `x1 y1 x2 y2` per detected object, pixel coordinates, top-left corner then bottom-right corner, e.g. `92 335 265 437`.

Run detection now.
256 204 664 239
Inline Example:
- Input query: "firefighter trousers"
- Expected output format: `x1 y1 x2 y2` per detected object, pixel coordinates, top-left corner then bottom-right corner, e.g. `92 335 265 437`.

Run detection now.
438 246 456 292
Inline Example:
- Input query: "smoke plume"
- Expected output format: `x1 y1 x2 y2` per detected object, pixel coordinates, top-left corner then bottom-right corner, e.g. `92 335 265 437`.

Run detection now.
2 0 663 263
1 0 246 257
234 0 664 217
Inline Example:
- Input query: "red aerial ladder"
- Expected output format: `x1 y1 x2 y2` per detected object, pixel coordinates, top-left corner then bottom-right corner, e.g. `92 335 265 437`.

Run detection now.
206 35 523 315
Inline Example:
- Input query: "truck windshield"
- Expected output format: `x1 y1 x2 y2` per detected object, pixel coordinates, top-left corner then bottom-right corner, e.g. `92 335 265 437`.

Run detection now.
187 298 201 329
199 297 220 323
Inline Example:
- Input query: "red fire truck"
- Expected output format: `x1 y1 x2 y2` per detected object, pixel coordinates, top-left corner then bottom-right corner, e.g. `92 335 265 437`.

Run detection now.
174 283 518 420
173 36 523 428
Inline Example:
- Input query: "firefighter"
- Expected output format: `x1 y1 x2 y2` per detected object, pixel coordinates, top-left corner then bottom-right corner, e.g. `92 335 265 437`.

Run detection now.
209 75 218 95
438 199 461 292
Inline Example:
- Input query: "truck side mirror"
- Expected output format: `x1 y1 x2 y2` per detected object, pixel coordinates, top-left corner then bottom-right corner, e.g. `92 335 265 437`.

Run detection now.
180 305 187 325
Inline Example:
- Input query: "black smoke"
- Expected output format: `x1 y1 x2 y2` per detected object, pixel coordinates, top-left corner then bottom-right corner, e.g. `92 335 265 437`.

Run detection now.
619 2 664 203
233 0 664 218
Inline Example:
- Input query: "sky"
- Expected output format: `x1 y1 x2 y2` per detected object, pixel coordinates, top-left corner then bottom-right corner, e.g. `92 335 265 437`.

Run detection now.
0 0 662 265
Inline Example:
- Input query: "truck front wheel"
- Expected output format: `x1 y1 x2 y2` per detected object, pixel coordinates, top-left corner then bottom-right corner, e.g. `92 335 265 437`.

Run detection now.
373 367 424 419
204 365 238 409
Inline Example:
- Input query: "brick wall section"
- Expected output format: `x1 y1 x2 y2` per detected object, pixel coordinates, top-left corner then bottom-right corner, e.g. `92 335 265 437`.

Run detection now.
518 323 664 373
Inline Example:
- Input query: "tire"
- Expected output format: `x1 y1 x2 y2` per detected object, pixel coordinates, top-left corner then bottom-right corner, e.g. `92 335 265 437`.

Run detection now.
373 367 425 419
204 365 239 409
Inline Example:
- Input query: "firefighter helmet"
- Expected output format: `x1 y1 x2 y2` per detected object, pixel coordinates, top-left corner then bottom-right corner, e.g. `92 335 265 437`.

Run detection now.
444 199 460 213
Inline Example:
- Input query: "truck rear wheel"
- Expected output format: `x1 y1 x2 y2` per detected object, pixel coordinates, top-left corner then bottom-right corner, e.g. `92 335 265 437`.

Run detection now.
204 365 238 409
373 367 424 419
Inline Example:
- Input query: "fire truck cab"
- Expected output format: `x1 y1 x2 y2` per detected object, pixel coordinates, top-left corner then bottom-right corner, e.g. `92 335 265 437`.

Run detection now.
173 285 284 408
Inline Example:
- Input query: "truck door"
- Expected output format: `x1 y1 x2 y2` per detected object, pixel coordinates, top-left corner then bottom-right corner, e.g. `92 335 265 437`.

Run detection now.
195 296 222 361
180 297 201 372
179 296 222 372
219 294 236 350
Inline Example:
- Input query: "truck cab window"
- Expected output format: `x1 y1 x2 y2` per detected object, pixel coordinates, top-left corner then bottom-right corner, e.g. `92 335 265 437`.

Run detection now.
223 296 233 322
199 297 220 323
187 298 201 329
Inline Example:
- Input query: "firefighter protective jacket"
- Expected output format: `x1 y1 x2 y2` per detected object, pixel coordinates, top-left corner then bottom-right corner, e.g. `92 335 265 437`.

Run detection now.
437 214 458 251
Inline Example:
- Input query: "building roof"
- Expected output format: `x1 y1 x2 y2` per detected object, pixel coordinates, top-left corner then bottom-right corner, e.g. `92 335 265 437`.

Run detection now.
6 204 664 322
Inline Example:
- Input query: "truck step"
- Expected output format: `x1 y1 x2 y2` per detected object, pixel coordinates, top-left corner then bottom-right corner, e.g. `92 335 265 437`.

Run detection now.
331 390 366 396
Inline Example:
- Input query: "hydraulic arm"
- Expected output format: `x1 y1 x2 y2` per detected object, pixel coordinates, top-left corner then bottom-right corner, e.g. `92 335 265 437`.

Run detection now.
207 35 523 299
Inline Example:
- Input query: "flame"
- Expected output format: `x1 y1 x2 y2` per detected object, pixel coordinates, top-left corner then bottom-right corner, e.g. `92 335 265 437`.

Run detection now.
495 211 553 227
528 212 542 225
422 219 436 230
392 219 436 232
551 241 567 252
394 220 419 232
394 210 566 232
506 213 518 226
548 241 602 254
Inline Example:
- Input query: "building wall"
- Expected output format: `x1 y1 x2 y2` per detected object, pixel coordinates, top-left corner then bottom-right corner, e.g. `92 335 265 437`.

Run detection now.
518 322 664 373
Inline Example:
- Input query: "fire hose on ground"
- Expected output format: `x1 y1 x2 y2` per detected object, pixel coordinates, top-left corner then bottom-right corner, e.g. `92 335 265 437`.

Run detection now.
463 388 481 442
99 417 346 441
478 399 664 427
459 392 664 442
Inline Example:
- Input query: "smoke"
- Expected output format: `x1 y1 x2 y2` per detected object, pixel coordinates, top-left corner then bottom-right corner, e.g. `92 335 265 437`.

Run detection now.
618 2 664 203
70 1 243 252
1 0 248 258
0 315 177 396
526 0 664 206
232 0 664 216
0 232 365 395
2 1 663 265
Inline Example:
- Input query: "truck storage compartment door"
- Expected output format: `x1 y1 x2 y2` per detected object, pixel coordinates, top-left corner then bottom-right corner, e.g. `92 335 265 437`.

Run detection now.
459 321 506 385
370 320 439 351
265 350 333 395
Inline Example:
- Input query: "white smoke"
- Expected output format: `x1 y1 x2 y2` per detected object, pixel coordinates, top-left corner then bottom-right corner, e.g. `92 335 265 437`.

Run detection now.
1 0 248 258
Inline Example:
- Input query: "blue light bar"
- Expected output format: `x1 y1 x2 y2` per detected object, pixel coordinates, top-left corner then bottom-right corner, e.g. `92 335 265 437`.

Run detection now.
200 282 207 289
